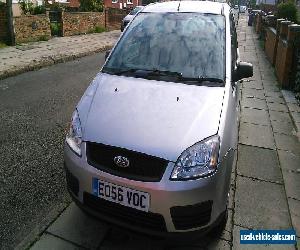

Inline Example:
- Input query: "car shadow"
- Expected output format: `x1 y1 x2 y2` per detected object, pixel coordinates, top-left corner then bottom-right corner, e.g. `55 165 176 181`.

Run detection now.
44 202 231 250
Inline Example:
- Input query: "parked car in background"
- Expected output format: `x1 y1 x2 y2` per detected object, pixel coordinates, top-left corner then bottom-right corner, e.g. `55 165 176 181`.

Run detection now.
232 4 239 25
239 5 247 13
65 0 253 240
121 6 143 31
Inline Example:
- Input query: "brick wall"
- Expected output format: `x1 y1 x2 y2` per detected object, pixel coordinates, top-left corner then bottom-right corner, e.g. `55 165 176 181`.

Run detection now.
0 4 8 42
275 39 289 87
265 27 277 65
105 8 127 31
14 14 51 43
275 25 300 89
68 0 80 8
62 12 105 36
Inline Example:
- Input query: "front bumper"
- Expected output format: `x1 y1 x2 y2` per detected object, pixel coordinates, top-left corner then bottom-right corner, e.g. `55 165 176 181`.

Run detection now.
64 142 234 235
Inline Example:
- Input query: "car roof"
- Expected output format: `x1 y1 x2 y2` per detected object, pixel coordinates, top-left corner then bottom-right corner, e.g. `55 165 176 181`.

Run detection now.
141 1 230 15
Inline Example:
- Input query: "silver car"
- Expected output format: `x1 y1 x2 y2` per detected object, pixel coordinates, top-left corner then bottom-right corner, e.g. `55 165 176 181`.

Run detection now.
64 1 252 239
239 5 247 13
121 6 143 32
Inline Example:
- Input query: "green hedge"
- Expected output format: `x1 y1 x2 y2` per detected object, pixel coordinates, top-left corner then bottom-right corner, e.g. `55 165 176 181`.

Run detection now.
277 1 298 23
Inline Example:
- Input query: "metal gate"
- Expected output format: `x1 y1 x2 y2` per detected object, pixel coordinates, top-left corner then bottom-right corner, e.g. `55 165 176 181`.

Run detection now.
49 10 63 37
105 8 128 30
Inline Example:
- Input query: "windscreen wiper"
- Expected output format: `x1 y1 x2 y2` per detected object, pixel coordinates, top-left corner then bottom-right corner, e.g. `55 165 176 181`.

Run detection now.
102 67 137 75
103 67 182 78
145 69 182 78
178 76 225 86
102 68 224 86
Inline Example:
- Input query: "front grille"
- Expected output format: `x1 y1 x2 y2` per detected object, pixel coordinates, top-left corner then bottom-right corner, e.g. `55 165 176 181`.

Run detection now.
83 192 167 232
65 166 79 196
170 201 213 230
86 142 168 182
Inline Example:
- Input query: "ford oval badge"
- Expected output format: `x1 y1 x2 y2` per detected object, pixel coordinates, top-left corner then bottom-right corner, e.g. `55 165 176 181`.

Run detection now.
114 156 130 168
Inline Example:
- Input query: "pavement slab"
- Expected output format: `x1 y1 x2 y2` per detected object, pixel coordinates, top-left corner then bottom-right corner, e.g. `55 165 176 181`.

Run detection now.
241 97 268 110
237 145 282 183
246 74 262 82
267 102 289 112
269 110 293 123
266 96 285 104
264 85 281 93
265 91 283 98
241 107 270 126
239 122 275 149
46 203 109 249
291 111 300 123
274 133 300 154
282 90 298 104
263 79 279 85
100 227 164 250
271 120 296 135
30 234 84 250
282 171 300 201
242 88 265 99
242 80 263 90
261 73 278 82
234 176 292 229
277 150 300 172
287 198 300 237
286 103 300 113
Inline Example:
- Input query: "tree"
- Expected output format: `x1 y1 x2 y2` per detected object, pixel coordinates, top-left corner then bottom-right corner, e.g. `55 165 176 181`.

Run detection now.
277 1 297 23
18 0 34 15
79 0 103 12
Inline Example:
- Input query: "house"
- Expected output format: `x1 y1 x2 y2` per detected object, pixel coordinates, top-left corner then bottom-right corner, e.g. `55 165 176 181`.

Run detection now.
0 0 24 16
103 0 142 9
0 0 80 17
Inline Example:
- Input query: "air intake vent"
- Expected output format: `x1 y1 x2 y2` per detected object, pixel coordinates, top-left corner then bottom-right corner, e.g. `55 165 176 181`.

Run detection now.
170 201 212 230
86 142 168 182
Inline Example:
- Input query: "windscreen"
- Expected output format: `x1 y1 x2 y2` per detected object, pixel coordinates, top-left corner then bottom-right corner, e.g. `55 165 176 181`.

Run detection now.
104 12 225 83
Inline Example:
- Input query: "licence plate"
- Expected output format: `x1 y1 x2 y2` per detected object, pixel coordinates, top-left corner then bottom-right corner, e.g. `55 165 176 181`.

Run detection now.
92 178 150 212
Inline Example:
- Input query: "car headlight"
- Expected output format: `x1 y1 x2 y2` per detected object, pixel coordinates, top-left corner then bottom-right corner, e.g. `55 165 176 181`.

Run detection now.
170 135 220 180
66 110 82 156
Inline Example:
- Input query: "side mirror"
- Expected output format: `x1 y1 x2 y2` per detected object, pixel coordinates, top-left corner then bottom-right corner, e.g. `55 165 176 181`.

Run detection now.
233 61 253 82
105 50 111 60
